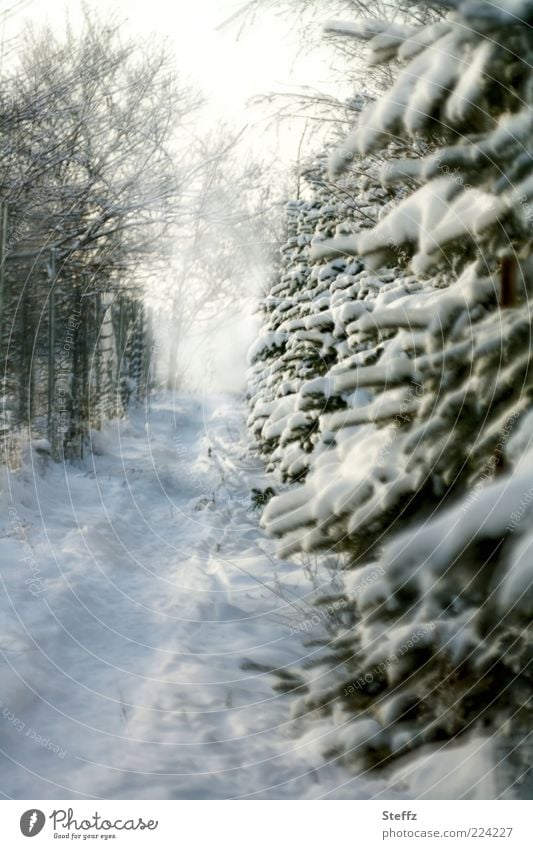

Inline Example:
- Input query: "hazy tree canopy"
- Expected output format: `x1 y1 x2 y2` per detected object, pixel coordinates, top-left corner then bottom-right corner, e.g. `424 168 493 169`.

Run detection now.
248 0 533 791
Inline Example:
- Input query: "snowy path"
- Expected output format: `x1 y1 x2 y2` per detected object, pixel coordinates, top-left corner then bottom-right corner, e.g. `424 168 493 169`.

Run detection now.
0 394 403 799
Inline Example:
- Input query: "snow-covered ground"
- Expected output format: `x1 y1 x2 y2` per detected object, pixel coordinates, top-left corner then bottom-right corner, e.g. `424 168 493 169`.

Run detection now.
0 393 411 799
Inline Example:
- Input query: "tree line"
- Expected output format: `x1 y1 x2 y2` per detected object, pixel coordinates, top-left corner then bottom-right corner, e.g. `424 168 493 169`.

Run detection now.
0 10 193 459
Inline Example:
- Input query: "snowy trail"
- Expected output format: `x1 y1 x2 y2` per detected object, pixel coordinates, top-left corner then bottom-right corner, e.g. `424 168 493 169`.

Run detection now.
0 393 403 799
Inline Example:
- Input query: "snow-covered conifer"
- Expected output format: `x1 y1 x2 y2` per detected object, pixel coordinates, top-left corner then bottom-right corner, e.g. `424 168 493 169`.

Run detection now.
251 1 533 793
